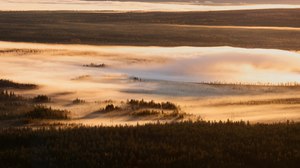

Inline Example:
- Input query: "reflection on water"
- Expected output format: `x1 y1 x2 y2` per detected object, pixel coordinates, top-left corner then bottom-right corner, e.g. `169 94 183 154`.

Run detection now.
1 0 300 11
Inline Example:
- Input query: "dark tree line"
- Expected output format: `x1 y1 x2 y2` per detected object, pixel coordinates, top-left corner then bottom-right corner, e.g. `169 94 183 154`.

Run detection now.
0 121 299 168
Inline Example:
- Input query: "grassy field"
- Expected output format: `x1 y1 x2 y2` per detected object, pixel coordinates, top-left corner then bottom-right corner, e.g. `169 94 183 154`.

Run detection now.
0 9 300 50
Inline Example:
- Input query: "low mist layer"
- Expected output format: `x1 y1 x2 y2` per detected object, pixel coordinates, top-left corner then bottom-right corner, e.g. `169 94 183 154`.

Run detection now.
2 41 300 84
1 41 300 123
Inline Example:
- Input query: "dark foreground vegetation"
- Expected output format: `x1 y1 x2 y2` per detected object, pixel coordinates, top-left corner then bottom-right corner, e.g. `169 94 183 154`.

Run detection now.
0 121 299 168
1 9 300 50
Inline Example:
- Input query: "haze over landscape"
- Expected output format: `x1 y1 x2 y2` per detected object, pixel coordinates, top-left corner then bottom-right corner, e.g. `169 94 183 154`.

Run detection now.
1 0 300 125
0 1 299 167
1 0 300 127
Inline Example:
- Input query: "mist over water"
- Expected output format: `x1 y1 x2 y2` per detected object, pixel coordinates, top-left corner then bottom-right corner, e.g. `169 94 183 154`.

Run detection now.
118 47 300 84
1 41 300 86
1 41 300 122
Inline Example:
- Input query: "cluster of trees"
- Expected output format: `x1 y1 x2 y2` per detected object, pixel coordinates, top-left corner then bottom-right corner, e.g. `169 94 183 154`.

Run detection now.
72 98 86 105
0 121 299 168
97 100 185 119
0 79 37 89
130 109 185 119
33 95 51 103
100 99 179 113
127 99 178 110
1 89 183 121
0 79 41 119
0 90 24 101
0 90 32 119
131 109 161 116
0 49 41 55
200 81 300 87
102 104 121 112
131 76 142 81
0 90 69 120
218 97 300 106
25 106 70 120
83 63 106 68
